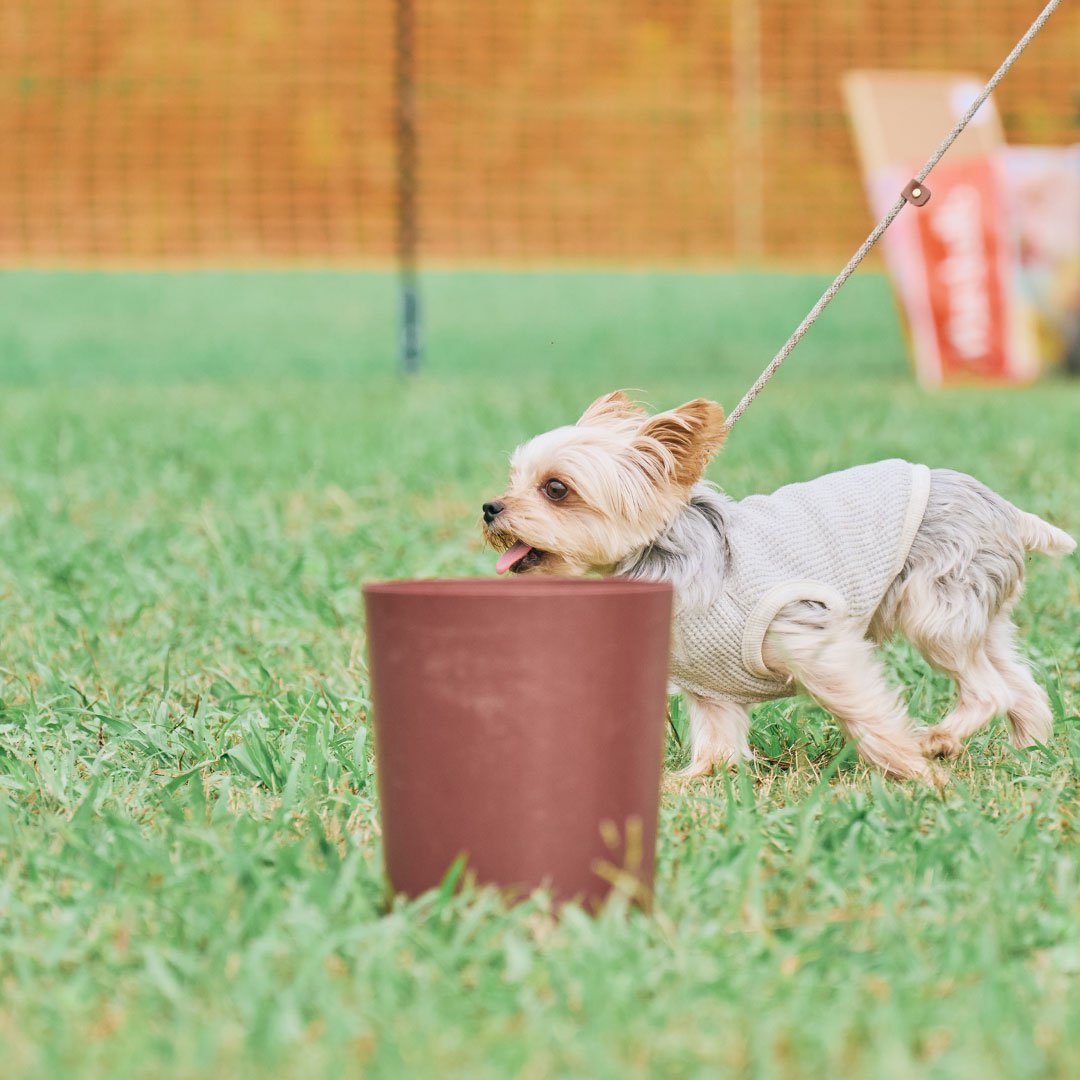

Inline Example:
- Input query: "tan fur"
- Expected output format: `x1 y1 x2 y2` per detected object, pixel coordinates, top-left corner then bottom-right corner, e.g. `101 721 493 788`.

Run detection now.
761 605 935 780
679 694 751 777
483 396 710 575
922 728 964 760
577 390 648 428
636 399 727 488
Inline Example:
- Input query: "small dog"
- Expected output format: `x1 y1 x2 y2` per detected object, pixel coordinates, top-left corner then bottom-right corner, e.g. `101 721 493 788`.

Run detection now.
482 392 1075 780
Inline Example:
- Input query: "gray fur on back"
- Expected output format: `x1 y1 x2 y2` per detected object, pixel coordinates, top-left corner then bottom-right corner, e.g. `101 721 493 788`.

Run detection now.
620 469 1030 649
871 468 1026 642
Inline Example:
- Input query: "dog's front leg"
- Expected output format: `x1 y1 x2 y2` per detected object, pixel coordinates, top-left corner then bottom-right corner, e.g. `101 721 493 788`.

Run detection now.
679 693 753 777
763 603 932 781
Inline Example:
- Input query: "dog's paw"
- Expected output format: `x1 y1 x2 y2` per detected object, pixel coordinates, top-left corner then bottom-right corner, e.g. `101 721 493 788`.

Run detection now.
925 760 951 791
675 754 745 780
676 759 718 780
921 728 964 759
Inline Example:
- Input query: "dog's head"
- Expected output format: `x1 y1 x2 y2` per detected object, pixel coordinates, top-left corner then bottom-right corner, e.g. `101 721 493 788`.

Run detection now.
482 391 726 575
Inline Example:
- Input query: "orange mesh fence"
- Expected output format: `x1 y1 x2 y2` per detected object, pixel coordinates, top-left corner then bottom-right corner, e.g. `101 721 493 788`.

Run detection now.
1 0 1076 265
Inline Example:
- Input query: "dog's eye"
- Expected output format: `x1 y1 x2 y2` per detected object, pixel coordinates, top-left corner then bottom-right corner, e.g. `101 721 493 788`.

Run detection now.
542 478 569 502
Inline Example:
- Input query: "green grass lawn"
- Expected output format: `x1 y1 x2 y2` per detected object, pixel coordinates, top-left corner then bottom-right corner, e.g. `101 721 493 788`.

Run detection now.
1 270 1078 1079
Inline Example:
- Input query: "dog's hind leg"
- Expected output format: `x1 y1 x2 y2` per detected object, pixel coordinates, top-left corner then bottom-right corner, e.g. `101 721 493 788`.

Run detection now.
884 466 1043 758
764 605 931 781
679 694 752 777
898 592 1013 758
986 614 1053 748
919 649 1012 758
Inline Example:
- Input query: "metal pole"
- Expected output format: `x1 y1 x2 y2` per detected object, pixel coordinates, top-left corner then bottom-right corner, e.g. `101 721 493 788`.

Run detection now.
731 0 764 263
394 0 422 373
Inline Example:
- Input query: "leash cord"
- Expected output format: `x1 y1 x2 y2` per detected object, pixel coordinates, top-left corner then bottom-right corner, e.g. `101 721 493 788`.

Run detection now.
722 0 1067 432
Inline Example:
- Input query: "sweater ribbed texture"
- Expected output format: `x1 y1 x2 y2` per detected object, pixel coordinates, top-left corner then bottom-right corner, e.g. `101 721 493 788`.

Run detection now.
671 460 932 704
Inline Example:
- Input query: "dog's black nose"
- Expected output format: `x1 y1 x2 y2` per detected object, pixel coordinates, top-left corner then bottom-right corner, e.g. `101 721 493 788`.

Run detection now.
482 500 505 524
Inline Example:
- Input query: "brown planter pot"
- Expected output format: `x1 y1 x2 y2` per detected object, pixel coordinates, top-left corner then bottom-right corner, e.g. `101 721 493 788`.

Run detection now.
363 578 673 907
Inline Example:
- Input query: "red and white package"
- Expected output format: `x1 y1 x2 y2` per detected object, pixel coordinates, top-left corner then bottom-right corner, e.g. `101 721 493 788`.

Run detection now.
845 71 1041 387
871 156 1038 385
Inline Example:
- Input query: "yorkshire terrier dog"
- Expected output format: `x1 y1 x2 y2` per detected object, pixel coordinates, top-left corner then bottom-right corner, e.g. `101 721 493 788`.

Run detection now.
482 392 1075 780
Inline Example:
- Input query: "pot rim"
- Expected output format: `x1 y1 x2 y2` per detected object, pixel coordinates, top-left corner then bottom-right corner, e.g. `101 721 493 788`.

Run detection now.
363 577 673 599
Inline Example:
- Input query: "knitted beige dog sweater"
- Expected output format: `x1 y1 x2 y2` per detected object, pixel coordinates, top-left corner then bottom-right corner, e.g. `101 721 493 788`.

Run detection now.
670 459 932 704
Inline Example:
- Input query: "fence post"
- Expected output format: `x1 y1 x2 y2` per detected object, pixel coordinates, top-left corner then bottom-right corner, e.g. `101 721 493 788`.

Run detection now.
731 0 765 263
394 0 422 373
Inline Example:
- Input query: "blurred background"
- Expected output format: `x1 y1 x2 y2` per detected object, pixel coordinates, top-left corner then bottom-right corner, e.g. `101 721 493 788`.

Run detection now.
2 0 1077 383
2 0 1076 265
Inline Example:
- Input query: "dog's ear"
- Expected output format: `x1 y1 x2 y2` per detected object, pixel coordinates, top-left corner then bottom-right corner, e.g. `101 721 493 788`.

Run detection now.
577 390 647 427
636 398 726 486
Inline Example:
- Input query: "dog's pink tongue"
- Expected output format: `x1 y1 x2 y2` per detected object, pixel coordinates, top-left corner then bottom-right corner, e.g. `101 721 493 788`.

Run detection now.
496 541 533 575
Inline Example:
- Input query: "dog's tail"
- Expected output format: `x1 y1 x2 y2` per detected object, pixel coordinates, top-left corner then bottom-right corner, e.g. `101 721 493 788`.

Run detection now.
1018 511 1076 557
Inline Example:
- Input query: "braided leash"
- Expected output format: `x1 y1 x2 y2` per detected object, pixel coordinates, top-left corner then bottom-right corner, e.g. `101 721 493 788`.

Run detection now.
723 0 1067 433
